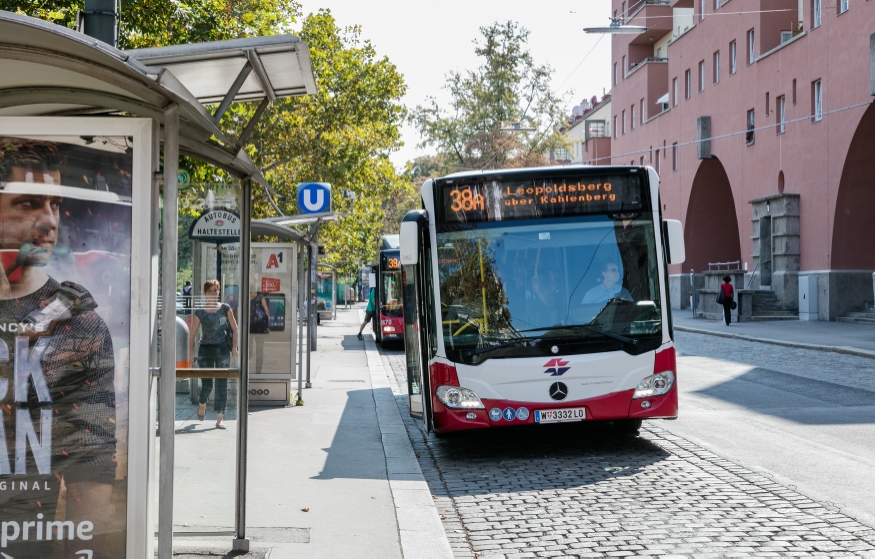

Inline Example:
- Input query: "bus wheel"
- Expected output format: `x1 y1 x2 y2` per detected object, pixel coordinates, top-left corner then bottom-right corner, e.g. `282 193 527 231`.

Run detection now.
613 419 642 435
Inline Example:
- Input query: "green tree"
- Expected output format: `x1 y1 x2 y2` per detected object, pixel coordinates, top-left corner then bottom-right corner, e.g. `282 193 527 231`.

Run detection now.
243 10 410 277
412 21 568 172
1 0 298 48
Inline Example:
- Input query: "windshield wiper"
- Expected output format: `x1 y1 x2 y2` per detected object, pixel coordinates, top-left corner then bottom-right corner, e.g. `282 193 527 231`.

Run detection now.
519 323 638 346
465 337 532 357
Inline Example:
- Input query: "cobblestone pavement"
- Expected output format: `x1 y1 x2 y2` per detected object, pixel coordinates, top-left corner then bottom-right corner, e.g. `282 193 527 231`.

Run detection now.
377 344 875 558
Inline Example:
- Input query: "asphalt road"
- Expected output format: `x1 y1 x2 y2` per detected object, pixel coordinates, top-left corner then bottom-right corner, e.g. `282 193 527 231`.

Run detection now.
376 331 875 557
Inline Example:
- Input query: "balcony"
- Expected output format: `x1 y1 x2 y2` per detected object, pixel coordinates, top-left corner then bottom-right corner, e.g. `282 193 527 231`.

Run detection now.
622 58 669 122
627 1 673 45
628 57 668 77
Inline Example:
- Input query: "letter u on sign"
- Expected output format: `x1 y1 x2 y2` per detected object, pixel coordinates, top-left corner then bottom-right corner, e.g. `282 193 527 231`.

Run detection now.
297 182 332 214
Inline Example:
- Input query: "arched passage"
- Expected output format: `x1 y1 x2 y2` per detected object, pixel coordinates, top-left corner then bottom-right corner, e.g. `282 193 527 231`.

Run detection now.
832 103 875 269
684 158 742 273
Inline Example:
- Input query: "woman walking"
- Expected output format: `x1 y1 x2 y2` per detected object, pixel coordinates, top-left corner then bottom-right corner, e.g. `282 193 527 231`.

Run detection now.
720 275 735 326
189 279 239 429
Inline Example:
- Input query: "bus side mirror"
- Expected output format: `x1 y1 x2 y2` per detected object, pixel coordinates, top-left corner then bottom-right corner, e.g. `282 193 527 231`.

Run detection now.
662 219 686 265
400 220 419 265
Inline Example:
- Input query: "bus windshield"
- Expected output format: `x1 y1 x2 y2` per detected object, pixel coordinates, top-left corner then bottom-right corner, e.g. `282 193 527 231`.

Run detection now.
436 214 662 363
381 270 403 317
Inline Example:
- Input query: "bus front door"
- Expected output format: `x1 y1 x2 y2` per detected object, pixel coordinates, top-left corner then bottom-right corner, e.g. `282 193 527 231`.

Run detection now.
400 211 433 432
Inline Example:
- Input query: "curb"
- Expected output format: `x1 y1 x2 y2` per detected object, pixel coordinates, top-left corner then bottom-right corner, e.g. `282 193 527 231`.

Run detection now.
674 325 875 360
360 312 454 559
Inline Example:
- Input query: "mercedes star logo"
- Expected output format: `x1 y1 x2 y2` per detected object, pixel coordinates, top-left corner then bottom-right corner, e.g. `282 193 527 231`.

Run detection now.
549 382 568 401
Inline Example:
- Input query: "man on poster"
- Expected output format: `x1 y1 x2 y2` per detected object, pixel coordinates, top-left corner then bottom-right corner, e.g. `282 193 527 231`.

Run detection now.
0 139 117 557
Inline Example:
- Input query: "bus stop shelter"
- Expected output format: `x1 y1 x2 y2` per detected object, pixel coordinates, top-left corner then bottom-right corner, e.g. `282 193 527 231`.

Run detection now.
0 10 317 557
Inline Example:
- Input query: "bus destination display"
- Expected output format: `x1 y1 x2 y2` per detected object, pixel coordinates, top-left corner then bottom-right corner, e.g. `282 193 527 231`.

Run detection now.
439 174 646 223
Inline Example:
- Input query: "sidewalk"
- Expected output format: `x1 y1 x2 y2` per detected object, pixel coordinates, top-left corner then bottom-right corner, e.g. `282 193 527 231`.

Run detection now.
672 308 875 357
169 305 452 558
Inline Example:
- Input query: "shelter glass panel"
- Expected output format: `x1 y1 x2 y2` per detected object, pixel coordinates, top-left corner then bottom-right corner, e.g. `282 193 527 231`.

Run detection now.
169 184 241 535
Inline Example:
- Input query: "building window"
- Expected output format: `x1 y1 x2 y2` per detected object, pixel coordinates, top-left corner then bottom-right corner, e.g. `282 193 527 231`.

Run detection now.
715 0 721 10
839 0 848 14
699 61 705 92
730 40 737 74
813 80 823 121
746 109 755 145
622 56 627 78
655 149 660 174
621 1 626 22
614 115 618 138
777 95 786 134
631 105 635 130
699 0 705 21
766 92 770 116
685 69 691 99
814 0 822 27
713 51 720 83
748 29 755 65
641 99 645 125
673 78 679 106
792 79 797 105
614 63 618 86
672 143 679 171
622 110 627 134
640 156 645 165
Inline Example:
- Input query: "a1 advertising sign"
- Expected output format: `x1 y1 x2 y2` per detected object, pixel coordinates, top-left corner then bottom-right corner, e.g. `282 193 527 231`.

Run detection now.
261 277 281 293
296 182 332 214
262 248 287 273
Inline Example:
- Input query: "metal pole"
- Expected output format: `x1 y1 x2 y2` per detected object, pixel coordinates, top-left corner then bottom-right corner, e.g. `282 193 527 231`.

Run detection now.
234 179 252 552
296 245 304 404
309 238 317 352
82 0 119 47
305 242 313 388
158 104 179 559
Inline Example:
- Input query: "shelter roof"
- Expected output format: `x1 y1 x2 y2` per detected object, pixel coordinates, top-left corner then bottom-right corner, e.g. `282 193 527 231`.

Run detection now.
0 11 315 188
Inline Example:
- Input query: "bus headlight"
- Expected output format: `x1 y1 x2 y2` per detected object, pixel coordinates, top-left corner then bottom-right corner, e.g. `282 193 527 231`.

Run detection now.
632 371 675 399
436 386 485 409
383 325 396 332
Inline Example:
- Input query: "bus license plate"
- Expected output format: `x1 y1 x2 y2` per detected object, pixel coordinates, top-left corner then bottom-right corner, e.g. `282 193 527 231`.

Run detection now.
534 407 586 423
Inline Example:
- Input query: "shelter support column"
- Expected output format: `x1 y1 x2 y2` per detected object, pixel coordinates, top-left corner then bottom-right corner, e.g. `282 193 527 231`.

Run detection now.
159 104 179 559
235 178 253 551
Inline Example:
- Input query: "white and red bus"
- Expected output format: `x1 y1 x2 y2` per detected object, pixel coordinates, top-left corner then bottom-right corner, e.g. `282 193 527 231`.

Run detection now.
399 165 686 434
372 234 404 343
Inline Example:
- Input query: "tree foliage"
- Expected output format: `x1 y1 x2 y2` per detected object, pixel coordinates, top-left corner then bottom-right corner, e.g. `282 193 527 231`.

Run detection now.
0 0 299 48
412 21 568 172
244 10 410 276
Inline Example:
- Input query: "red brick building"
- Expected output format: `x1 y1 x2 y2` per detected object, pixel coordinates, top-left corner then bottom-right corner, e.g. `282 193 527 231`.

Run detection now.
609 0 875 319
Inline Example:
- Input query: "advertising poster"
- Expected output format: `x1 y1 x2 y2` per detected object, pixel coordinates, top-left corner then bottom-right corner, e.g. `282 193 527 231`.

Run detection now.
0 136 131 557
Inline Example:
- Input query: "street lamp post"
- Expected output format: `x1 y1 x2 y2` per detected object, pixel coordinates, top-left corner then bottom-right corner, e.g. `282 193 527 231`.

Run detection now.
583 17 647 34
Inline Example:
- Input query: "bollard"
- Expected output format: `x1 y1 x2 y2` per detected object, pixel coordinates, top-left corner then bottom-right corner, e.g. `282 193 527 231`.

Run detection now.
689 269 697 319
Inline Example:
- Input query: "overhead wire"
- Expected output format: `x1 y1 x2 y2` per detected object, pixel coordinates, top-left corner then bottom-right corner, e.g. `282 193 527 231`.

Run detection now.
581 99 873 165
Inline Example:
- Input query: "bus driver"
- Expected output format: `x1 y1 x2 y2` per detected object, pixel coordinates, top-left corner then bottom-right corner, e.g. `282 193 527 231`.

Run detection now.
582 260 634 305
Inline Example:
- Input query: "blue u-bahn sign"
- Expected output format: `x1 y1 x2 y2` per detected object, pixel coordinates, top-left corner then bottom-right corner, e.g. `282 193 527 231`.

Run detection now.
297 182 332 214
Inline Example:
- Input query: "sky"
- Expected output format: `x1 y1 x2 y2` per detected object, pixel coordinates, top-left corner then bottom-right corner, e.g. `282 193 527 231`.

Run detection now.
296 0 614 168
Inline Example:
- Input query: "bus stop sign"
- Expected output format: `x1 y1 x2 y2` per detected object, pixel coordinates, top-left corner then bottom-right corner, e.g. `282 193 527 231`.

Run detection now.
297 182 332 214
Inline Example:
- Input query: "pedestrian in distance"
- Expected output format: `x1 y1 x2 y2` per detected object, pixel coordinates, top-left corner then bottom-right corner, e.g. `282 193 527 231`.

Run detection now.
718 275 735 325
189 279 239 429
357 286 375 340
182 279 193 312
